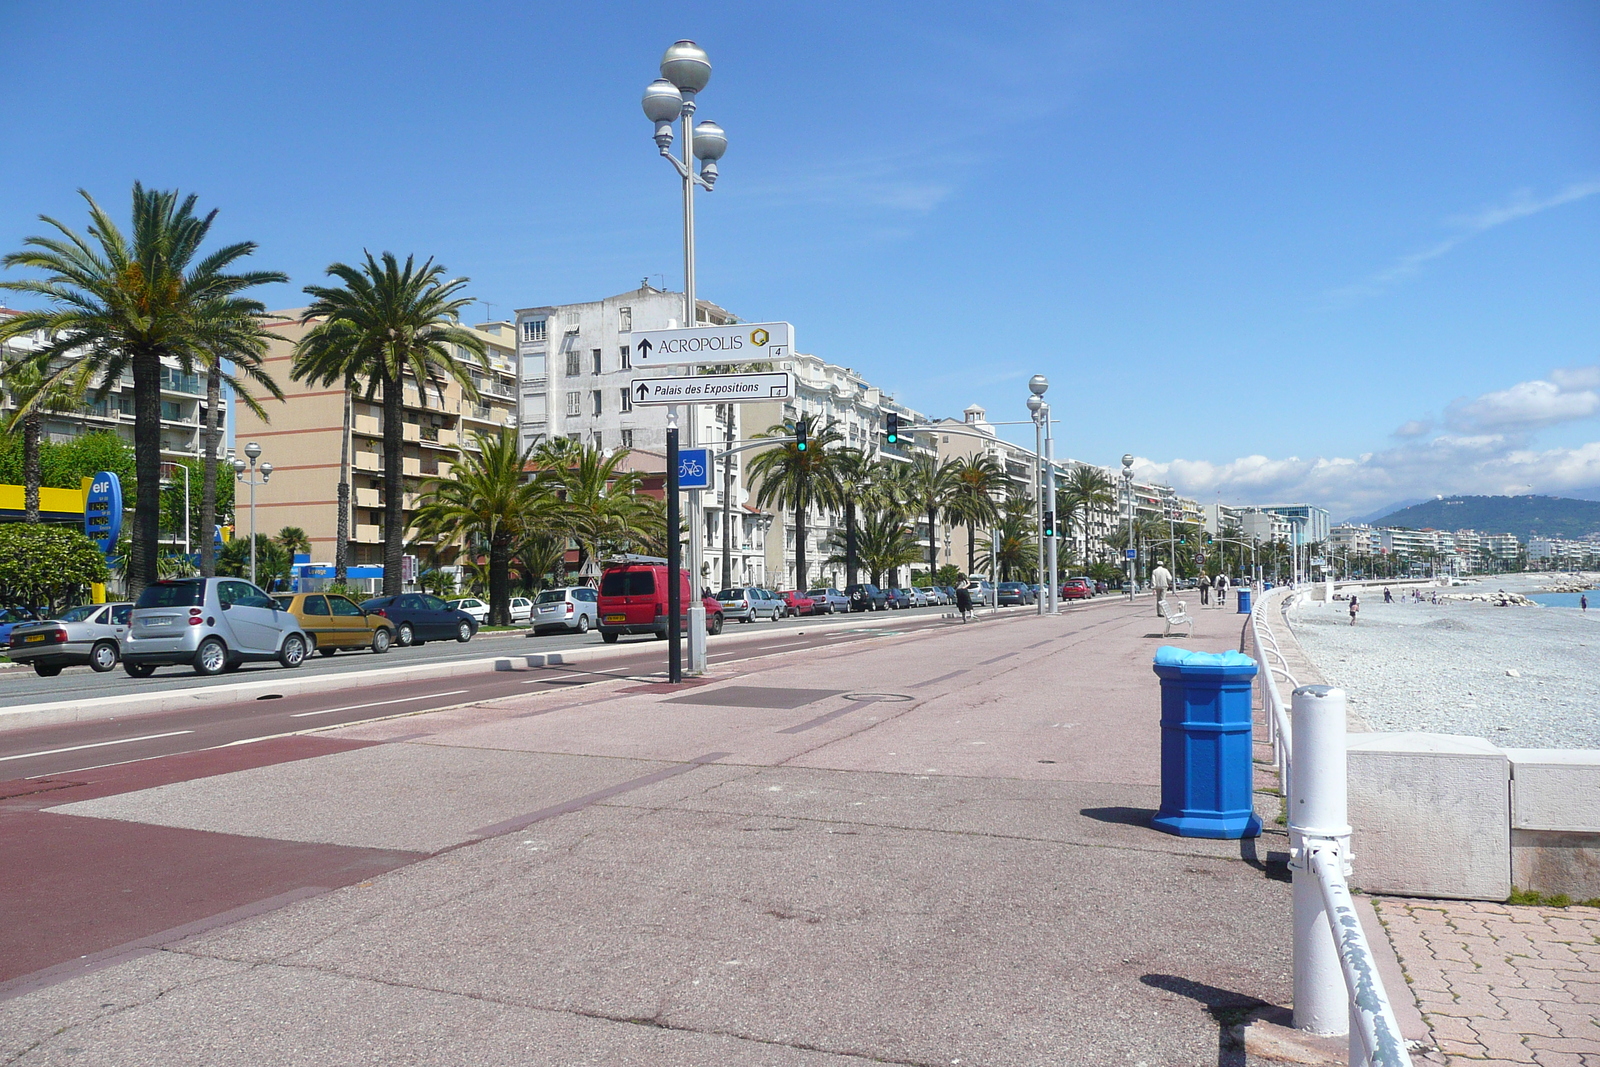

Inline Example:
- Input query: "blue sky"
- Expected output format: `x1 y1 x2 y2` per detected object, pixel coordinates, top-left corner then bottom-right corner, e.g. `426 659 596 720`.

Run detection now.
3 1 1596 518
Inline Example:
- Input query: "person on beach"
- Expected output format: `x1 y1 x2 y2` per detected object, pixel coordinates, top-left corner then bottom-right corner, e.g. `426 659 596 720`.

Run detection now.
1383 587 1393 604
1583 594 1589 612
1198 572 1211 606
1151 560 1173 616
1215 573 1228 609
955 576 974 622
1349 595 1359 625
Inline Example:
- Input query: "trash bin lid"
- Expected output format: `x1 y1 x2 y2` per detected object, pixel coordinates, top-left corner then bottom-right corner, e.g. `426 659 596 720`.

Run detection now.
1152 646 1258 677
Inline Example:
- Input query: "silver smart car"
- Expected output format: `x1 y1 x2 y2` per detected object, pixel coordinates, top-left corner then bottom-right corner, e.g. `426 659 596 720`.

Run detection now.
122 577 309 677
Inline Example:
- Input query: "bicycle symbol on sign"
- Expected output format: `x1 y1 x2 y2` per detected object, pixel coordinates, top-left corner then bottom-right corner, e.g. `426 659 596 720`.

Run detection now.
680 457 705 478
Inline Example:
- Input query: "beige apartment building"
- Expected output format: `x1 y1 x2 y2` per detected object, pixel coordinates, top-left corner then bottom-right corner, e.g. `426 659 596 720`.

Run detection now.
233 312 518 565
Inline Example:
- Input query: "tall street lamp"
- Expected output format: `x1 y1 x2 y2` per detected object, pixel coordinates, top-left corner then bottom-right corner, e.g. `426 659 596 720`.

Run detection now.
1122 454 1135 602
643 40 728 677
233 442 272 588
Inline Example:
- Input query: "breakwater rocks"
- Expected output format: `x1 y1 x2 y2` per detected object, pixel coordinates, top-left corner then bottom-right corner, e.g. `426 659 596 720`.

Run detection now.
1440 591 1535 606
1541 580 1595 594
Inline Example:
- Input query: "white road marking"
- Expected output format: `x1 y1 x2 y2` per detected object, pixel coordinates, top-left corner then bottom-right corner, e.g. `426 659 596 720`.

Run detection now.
289 690 470 718
0 730 195 763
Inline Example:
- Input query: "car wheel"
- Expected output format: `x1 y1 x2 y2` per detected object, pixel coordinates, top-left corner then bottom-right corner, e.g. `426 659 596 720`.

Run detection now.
223 658 243 673
278 633 307 669
396 622 414 647
32 662 63 677
576 615 590 634
602 632 620 644
708 612 724 635
371 628 392 654
318 645 338 657
194 637 228 676
124 662 156 678
457 621 473 643
89 640 119 672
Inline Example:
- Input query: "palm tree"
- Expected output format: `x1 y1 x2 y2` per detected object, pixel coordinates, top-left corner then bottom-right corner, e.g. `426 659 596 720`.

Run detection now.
274 525 311 559
1 350 91 523
944 453 1004 575
748 417 845 590
1058 464 1116 567
0 184 286 595
514 530 571 592
903 453 959 579
978 495 1040 581
410 429 549 625
830 447 874 587
293 252 487 596
829 510 921 588
537 441 657 573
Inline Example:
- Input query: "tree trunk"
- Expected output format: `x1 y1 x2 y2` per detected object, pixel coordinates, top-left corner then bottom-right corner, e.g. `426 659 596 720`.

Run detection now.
335 384 351 582
198 361 223 576
129 352 162 597
845 500 858 587
488 532 511 625
382 375 405 596
926 504 937 577
22 411 41 524
967 525 975 577
793 492 807 592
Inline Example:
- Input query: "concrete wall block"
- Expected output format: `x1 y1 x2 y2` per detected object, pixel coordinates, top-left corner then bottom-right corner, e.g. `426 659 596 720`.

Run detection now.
1346 732 1510 901
1512 830 1600 899
1504 748 1600 832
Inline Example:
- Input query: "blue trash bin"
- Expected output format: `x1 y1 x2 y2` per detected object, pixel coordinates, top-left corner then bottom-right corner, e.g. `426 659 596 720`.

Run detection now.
1236 588 1252 614
1150 646 1262 839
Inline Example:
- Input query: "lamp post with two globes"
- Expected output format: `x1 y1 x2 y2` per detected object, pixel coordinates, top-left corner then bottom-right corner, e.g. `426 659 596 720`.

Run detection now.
233 442 272 589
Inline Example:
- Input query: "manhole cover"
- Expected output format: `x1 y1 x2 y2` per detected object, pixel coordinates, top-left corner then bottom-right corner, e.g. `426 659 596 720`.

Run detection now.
841 692 913 702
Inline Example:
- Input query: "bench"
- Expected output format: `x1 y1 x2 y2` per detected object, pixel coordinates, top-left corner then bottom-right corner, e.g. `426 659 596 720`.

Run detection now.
1162 597 1193 637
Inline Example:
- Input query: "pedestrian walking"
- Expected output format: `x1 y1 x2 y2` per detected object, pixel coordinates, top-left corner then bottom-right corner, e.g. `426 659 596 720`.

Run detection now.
1383 586 1393 604
1215 573 1228 609
1583 594 1589 612
1150 560 1173 617
1349 595 1359 626
1198 572 1212 606
955 576 974 622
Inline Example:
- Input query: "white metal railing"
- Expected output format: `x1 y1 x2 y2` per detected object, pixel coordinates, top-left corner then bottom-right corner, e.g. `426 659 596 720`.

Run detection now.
1250 588 1413 1067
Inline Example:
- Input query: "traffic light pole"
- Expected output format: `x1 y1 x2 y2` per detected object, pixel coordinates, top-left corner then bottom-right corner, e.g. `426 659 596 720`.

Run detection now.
666 408 682 683
1044 404 1059 614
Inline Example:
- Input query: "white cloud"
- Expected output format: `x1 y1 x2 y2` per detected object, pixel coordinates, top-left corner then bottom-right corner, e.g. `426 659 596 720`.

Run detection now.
1393 419 1432 438
1445 371 1600 434
1331 180 1600 301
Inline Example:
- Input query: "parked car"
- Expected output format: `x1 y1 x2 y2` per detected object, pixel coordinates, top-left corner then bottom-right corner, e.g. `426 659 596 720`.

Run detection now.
716 586 786 623
914 586 946 606
805 587 849 614
445 597 490 624
973 579 996 607
123 578 309 677
271 592 395 656
531 586 599 634
508 596 534 624
996 582 1034 606
7 602 132 676
881 588 911 610
938 585 958 604
598 555 724 643
1062 577 1095 600
0 606 41 647
360 593 478 646
778 590 816 617
845 583 889 611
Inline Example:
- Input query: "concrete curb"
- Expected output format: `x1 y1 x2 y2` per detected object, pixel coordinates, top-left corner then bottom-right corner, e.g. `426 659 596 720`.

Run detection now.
0 610 954 734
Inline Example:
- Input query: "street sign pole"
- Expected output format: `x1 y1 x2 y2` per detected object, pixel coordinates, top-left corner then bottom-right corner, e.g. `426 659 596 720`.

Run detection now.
666 408 682 684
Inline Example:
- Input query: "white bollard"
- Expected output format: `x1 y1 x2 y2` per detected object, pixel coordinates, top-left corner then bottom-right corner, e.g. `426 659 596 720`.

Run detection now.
1291 684 1351 1035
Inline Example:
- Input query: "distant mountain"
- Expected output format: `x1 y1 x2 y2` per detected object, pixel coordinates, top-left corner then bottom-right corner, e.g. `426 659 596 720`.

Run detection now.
1369 495 1600 541
1343 498 1427 525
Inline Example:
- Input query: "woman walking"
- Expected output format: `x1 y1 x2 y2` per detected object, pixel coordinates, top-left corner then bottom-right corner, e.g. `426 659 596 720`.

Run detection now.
955 576 974 622
1349 595 1360 626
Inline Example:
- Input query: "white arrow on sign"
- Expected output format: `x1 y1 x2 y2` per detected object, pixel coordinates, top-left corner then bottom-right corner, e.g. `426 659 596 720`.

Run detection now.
632 322 792 367
629 372 793 406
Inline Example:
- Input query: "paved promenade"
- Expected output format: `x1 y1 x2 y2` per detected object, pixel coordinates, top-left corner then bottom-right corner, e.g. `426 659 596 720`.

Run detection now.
3 595 1299 1065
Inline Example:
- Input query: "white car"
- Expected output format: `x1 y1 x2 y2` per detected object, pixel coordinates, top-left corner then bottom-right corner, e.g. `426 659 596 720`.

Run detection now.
445 597 490 624
508 596 534 624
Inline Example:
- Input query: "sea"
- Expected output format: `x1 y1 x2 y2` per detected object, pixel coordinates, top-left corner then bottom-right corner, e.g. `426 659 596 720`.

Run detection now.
1528 592 1593 609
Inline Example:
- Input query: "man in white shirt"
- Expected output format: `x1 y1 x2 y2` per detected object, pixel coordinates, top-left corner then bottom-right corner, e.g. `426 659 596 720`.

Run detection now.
1151 560 1173 616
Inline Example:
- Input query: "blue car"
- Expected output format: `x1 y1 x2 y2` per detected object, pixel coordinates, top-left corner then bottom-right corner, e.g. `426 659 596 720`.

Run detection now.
0 606 41 647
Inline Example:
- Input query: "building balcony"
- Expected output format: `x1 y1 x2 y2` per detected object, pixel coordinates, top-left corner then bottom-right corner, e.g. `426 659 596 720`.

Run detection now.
354 524 382 543
403 423 420 443
354 452 381 472
355 488 379 508
402 457 421 477
354 414 380 436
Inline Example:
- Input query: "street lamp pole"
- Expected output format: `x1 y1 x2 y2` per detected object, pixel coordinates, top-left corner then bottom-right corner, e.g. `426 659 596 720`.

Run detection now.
1122 454 1135 602
1027 374 1058 615
644 40 727 677
1028 390 1045 617
232 442 272 588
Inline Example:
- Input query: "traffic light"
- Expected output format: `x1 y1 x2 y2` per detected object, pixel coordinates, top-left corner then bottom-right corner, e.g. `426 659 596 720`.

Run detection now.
886 412 899 445
1044 512 1055 538
795 418 808 452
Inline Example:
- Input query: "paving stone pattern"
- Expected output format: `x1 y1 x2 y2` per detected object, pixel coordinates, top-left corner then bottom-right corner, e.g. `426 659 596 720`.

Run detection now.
1374 898 1600 1065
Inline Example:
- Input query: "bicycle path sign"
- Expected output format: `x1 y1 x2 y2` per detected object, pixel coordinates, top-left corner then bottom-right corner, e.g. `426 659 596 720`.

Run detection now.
676 448 711 490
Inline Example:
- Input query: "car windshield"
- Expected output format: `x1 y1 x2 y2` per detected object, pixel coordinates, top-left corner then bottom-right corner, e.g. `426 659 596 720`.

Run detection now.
136 581 204 608
714 589 742 600
600 570 655 596
54 605 101 623
272 595 294 610
806 590 827 597
537 590 568 604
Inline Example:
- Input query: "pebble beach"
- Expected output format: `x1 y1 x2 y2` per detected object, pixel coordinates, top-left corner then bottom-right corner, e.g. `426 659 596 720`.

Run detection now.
1289 578 1600 749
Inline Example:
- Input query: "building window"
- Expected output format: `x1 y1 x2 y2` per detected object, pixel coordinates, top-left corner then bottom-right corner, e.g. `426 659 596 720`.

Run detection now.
618 307 632 333
565 350 581 377
566 391 581 416
591 390 603 416
591 348 602 375
620 428 633 449
620 345 631 370
591 431 603 450
567 432 582 444
619 387 633 413
522 319 546 342
521 354 545 380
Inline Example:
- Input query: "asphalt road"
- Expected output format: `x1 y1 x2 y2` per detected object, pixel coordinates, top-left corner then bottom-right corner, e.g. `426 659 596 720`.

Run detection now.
0 602 963 706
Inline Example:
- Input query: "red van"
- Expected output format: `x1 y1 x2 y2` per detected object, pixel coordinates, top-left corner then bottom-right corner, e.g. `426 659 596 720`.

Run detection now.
597 555 724 644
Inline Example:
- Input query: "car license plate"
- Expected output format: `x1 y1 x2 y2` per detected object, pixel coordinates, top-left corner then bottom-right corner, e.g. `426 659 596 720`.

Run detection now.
143 617 173 627
23 633 45 643
604 614 625 624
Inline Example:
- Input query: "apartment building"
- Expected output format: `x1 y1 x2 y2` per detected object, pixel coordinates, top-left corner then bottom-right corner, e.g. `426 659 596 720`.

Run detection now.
232 312 519 565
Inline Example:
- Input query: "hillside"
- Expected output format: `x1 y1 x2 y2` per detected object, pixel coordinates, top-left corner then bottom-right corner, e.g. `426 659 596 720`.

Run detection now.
1370 495 1600 542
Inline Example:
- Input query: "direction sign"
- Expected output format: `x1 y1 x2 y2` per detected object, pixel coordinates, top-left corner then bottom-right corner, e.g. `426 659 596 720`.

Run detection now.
677 448 710 490
632 322 792 367
629 371 792 406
